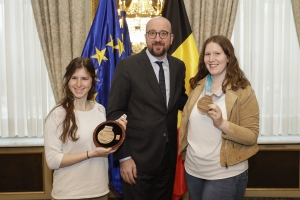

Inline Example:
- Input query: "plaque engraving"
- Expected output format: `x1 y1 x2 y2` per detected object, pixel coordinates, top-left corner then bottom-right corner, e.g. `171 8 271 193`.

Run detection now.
98 126 114 144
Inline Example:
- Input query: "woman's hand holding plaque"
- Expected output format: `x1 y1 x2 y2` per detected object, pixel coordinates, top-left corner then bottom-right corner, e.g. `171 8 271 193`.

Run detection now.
93 114 127 150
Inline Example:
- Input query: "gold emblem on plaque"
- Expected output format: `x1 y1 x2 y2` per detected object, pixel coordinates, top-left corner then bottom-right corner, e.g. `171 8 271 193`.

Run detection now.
97 126 114 144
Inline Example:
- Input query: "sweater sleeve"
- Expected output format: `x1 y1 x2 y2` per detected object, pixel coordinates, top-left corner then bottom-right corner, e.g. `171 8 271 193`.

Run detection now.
44 107 65 170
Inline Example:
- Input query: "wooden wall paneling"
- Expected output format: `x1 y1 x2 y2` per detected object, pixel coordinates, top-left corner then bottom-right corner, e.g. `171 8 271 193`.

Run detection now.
245 144 300 197
0 147 52 200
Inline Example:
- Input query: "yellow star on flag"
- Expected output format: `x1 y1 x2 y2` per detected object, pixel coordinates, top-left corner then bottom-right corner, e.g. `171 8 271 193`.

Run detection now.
91 47 108 66
95 69 100 82
114 38 125 57
106 35 114 48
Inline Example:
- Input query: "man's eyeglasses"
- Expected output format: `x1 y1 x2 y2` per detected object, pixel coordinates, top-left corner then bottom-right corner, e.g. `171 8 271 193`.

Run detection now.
146 31 170 39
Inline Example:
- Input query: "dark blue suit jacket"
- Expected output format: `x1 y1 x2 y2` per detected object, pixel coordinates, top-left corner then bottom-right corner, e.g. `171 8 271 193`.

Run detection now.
107 48 187 172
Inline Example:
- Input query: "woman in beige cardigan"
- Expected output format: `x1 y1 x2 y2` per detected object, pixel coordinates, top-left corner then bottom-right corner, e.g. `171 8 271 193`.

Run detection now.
179 35 259 200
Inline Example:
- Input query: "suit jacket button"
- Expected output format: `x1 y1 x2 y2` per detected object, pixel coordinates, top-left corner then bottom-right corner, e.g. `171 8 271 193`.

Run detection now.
163 133 167 137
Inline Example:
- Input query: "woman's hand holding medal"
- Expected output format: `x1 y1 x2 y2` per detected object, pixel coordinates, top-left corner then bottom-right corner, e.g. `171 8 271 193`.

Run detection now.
207 103 224 129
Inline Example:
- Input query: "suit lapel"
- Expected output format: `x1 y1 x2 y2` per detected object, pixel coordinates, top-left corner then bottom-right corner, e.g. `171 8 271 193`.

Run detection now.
139 50 166 108
168 56 176 110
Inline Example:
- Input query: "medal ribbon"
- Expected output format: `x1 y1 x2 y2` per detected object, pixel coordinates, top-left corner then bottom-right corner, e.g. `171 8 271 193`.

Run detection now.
204 74 224 102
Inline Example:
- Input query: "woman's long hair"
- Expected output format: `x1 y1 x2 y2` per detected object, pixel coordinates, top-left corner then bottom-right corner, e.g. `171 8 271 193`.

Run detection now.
190 35 250 92
48 57 96 143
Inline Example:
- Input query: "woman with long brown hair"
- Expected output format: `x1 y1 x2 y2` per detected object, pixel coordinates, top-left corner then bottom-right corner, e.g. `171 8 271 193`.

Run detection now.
179 35 259 200
44 57 127 200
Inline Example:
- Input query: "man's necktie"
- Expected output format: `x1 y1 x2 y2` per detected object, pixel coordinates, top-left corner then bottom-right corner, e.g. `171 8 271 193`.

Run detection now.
155 61 166 107
156 61 168 143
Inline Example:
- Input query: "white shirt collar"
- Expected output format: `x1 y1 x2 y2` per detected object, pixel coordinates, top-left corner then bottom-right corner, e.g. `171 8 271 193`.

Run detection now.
146 49 169 66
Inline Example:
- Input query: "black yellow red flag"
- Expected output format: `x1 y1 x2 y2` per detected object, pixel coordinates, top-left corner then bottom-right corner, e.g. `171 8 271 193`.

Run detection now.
162 0 199 199
162 0 199 94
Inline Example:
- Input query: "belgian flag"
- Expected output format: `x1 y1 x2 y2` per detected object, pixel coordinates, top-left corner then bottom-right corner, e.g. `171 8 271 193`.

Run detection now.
162 0 199 199
162 0 199 94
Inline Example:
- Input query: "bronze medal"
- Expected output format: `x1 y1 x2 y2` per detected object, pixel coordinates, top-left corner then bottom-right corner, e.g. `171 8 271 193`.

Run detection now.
197 95 213 114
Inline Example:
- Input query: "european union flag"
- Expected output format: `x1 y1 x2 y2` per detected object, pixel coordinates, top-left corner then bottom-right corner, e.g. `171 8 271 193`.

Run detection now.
81 0 131 196
82 0 131 109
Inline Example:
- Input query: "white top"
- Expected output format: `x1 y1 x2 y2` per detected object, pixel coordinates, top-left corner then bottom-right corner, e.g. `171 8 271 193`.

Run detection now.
44 102 109 199
185 91 248 180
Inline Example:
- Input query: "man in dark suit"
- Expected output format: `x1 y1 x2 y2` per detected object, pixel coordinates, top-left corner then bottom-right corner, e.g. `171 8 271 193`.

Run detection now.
107 16 188 200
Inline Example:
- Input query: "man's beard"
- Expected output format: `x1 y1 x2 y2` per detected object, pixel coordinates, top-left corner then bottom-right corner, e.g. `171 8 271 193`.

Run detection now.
149 42 168 57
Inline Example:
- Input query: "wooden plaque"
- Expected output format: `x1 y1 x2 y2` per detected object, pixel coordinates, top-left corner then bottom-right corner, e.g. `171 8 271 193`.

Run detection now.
93 120 125 150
